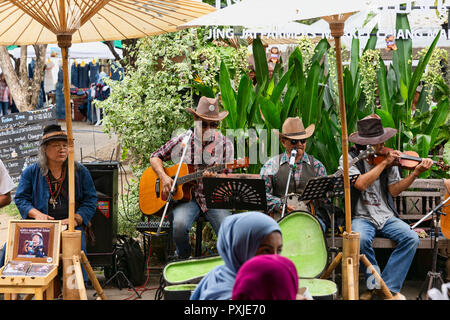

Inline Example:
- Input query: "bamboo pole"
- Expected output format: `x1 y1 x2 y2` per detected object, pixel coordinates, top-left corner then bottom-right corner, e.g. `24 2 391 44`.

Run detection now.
81 251 107 300
320 252 342 280
329 21 351 232
360 254 394 299
72 255 88 300
346 257 355 300
62 230 82 300
342 231 360 300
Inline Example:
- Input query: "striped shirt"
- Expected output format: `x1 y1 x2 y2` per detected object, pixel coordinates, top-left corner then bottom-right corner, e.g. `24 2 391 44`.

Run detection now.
260 152 327 214
150 129 234 212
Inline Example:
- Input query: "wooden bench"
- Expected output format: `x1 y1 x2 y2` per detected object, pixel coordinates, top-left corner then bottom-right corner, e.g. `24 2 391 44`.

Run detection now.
327 179 449 249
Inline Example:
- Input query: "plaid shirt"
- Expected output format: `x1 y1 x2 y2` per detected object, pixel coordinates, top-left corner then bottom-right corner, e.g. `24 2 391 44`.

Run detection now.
0 82 9 102
151 129 234 212
260 152 327 214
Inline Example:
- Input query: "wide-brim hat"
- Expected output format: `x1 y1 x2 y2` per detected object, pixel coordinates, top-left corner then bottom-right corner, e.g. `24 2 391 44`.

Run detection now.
349 116 397 145
186 96 228 122
41 124 68 145
276 117 315 140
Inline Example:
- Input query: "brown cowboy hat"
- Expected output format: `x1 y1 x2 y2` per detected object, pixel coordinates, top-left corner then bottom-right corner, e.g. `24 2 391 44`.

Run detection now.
186 96 228 122
349 114 397 145
276 117 315 140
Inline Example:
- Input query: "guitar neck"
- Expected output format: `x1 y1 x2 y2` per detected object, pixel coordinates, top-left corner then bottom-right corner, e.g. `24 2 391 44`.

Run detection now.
177 164 226 185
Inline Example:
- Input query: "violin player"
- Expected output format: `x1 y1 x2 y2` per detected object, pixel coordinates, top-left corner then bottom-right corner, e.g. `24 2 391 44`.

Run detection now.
339 114 433 300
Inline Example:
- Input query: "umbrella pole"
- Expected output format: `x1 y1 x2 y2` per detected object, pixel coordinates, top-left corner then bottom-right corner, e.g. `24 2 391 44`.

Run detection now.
327 16 360 300
58 34 83 300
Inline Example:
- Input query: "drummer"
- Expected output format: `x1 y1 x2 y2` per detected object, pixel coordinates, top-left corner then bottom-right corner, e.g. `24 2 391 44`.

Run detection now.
260 117 327 229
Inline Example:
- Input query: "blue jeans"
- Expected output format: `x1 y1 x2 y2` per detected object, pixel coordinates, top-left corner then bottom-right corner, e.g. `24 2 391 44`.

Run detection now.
352 217 419 293
0 101 9 115
172 200 230 258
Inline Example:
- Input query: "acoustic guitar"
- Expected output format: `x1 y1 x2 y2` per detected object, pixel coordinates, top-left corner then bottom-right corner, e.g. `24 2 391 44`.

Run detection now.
139 158 249 215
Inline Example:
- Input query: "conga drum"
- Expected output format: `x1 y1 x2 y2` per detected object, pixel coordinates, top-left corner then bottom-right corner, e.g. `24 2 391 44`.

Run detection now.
162 255 224 300
278 210 337 300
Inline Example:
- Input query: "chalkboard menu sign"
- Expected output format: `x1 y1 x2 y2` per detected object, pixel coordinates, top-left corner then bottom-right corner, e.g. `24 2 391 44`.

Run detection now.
0 107 57 185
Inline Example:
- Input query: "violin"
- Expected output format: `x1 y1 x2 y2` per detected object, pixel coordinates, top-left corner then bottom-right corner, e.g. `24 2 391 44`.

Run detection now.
371 147 450 171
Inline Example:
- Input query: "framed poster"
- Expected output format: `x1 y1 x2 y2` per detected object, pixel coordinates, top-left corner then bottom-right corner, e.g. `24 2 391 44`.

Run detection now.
6 220 61 264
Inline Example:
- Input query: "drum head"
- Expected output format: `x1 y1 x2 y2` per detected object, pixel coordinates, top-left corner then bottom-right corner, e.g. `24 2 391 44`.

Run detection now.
278 211 328 278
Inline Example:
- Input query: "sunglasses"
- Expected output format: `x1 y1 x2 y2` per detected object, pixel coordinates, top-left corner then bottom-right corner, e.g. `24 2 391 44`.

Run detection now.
202 121 219 129
285 138 306 145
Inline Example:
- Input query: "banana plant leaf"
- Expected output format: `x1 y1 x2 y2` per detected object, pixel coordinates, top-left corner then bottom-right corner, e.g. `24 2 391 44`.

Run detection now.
252 38 269 91
377 57 392 113
219 61 237 129
408 31 440 105
393 13 412 92
424 98 450 146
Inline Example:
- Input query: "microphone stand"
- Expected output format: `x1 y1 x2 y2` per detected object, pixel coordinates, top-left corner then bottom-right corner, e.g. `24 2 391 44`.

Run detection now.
156 129 193 236
281 149 297 218
411 196 449 300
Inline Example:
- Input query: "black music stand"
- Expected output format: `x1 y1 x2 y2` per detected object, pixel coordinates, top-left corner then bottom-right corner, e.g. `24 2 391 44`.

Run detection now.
203 177 267 213
299 174 360 282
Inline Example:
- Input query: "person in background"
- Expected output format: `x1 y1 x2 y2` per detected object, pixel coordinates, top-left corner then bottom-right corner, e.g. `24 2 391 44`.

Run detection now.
190 211 282 300
0 159 17 268
0 159 15 208
0 73 12 116
232 254 299 300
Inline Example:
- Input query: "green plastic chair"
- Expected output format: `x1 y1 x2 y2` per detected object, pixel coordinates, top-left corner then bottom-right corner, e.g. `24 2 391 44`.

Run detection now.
279 211 337 299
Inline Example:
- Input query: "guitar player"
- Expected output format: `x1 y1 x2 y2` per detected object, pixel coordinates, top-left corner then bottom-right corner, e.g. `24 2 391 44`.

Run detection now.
150 96 234 259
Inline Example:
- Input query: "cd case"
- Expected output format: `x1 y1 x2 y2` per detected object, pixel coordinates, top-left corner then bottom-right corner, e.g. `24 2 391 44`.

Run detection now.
1 261 56 277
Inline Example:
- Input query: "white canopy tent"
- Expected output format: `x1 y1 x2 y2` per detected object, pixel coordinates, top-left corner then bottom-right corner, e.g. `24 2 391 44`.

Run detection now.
8 42 123 59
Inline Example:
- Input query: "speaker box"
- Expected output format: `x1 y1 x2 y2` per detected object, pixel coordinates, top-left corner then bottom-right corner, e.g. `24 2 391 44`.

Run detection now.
83 161 119 267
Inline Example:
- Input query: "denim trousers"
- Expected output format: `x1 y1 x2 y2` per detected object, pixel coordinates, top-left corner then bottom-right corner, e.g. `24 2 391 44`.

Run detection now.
172 200 230 258
352 216 419 293
0 101 9 115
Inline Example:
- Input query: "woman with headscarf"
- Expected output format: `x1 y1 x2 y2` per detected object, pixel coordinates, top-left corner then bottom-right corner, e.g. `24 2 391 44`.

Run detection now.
232 254 298 300
190 211 282 300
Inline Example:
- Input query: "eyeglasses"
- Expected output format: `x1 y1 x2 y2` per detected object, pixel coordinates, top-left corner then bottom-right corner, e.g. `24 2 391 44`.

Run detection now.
202 121 219 129
285 138 306 145
48 143 68 150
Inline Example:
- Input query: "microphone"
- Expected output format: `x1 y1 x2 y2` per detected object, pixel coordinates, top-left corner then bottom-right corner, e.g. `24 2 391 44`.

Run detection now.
289 149 297 167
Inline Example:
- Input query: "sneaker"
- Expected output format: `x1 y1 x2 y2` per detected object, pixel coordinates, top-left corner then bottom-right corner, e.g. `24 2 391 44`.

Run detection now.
359 290 375 300
386 292 406 300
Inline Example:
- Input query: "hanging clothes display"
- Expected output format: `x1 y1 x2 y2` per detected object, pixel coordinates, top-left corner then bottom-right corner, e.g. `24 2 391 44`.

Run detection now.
55 66 65 119
78 61 90 88
71 61 79 88
44 59 56 93
89 60 99 86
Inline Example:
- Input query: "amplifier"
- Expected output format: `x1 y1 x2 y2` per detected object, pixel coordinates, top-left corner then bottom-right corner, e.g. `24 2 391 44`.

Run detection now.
83 161 119 267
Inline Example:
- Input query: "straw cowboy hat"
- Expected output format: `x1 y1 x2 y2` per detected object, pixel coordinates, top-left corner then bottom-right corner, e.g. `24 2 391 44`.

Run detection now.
186 96 228 122
349 114 397 145
276 117 315 140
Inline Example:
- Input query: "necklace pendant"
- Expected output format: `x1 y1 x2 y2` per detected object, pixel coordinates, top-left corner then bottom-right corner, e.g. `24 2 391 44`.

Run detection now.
50 198 57 209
